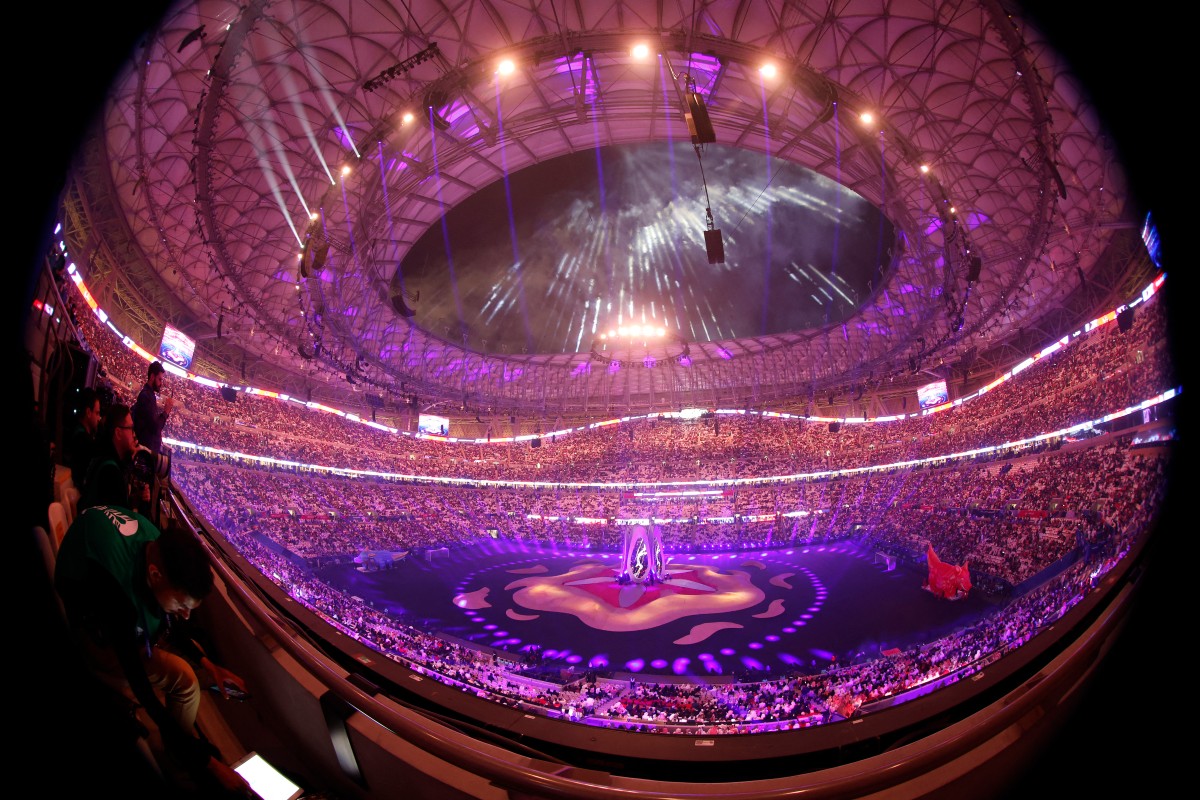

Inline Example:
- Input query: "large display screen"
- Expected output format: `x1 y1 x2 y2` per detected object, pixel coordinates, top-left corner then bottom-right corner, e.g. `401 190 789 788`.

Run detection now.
917 379 949 409
418 413 450 436
158 324 196 370
1141 211 1162 268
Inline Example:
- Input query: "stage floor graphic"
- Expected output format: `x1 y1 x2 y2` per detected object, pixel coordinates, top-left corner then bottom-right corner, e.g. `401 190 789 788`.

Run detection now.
314 540 994 679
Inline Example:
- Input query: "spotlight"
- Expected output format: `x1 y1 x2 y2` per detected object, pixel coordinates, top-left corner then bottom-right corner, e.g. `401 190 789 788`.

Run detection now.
631 43 650 59
497 58 515 76
860 111 874 125
759 63 777 78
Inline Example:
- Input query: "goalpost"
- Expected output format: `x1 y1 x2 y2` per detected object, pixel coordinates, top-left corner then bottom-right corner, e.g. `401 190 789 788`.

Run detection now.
873 551 896 571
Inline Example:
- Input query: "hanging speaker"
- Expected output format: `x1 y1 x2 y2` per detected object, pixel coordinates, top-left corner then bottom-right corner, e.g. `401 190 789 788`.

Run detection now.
704 229 725 264
828 421 841 433
302 240 329 278
1117 307 1134 333
391 294 416 317
219 386 238 403
967 255 982 283
530 437 542 449
685 92 716 144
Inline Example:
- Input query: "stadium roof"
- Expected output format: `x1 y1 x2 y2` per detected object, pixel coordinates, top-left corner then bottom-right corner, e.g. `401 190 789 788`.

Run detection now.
58 0 1155 416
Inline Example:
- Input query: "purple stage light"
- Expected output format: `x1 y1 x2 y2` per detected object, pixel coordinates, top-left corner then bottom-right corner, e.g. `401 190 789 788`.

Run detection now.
590 656 609 668
740 657 765 670
625 658 645 672
765 635 780 642
698 653 714 661
566 655 583 664
672 658 690 675
720 648 735 656
650 659 668 670
483 624 498 630
492 630 508 637
782 627 796 633
748 642 763 650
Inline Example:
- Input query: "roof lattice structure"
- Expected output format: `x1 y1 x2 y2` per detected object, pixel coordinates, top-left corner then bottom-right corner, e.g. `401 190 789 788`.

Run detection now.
61 0 1144 416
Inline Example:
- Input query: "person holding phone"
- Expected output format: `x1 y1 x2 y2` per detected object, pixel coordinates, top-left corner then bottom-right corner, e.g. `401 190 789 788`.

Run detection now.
55 506 260 798
133 360 175 457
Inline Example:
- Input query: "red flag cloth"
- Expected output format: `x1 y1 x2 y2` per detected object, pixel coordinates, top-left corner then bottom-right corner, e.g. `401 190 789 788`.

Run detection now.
925 544 972 600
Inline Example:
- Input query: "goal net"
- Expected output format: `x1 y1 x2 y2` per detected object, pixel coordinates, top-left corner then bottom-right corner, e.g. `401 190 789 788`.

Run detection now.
873 551 896 572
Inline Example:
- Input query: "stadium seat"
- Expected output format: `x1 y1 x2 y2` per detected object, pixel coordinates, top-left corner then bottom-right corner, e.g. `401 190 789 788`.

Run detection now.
63 485 81 526
53 464 73 505
47 501 70 555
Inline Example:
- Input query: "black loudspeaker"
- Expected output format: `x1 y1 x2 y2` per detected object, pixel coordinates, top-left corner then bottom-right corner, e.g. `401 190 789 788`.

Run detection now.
531 437 542 449
48 345 98 448
967 255 982 282
391 294 416 317
219 386 238 403
685 91 716 144
705 229 725 264
66 344 98 394
828 421 841 433
1117 307 1134 333
301 240 329 278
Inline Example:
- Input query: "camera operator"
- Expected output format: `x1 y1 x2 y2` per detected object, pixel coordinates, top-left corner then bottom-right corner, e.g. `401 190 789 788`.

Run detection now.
78 403 151 516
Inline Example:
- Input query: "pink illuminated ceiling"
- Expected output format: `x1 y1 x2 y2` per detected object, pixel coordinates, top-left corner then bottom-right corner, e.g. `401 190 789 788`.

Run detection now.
70 0 1137 415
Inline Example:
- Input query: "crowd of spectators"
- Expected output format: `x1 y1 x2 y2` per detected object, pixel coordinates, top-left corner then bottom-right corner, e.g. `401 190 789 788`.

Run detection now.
166 433 1167 734
172 439 1163 589
61 288 1175 735
70 293 1175 484
168 441 1163 734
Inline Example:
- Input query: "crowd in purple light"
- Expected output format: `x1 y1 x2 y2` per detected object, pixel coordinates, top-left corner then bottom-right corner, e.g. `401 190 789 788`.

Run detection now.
173 438 1161 589
68 289 1174 734
170 435 1165 733
73 293 1174 484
